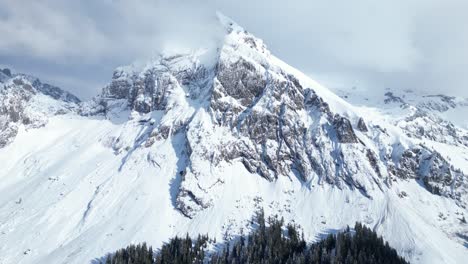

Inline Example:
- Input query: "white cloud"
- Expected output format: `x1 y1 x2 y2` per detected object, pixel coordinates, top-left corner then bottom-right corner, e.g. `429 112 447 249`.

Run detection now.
0 0 109 61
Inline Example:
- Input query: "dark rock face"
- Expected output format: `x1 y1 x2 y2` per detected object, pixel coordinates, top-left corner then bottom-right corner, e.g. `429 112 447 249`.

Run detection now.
357 117 368 132
0 78 35 147
103 69 159 113
384 92 405 105
210 58 309 181
388 147 466 206
32 79 80 103
366 149 381 178
333 115 358 143
0 125 18 148
1 68 11 77
217 58 266 107
421 152 465 201
304 89 332 117
389 149 421 180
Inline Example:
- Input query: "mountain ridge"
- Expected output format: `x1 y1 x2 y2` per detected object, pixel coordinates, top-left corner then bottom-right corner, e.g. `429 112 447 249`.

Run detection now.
0 69 80 147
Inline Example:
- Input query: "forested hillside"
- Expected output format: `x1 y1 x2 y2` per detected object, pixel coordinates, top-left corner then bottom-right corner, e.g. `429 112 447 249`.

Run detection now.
103 211 408 264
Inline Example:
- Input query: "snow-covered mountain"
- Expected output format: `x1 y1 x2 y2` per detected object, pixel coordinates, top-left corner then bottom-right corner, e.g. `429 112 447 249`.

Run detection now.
332 86 468 147
0 69 80 147
0 15 467 264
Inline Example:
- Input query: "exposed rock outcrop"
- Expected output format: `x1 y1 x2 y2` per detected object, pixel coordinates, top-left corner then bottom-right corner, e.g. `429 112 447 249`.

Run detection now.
333 114 358 143
388 146 466 206
357 117 368 132
384 92 406 105
1 68 11 78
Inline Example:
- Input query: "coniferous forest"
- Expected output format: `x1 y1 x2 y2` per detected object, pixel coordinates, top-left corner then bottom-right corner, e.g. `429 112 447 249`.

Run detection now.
102 211 409 264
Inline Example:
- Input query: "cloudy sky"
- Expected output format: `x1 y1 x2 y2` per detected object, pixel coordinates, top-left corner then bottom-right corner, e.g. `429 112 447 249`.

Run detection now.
1 0 467 99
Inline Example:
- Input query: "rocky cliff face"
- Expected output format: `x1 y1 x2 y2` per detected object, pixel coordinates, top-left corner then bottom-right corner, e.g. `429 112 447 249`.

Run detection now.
94 17 467 217
387 146 467 206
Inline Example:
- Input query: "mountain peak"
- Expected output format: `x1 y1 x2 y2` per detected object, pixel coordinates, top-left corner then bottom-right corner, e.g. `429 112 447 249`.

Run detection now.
216 11 241 32
94 15 466 219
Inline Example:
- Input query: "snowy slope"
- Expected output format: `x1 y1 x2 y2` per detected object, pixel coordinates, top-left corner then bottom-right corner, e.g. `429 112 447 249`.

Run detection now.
0 15 467 264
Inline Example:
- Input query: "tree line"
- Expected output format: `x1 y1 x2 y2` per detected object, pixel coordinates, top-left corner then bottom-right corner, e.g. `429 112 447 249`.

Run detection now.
102 210 408 264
